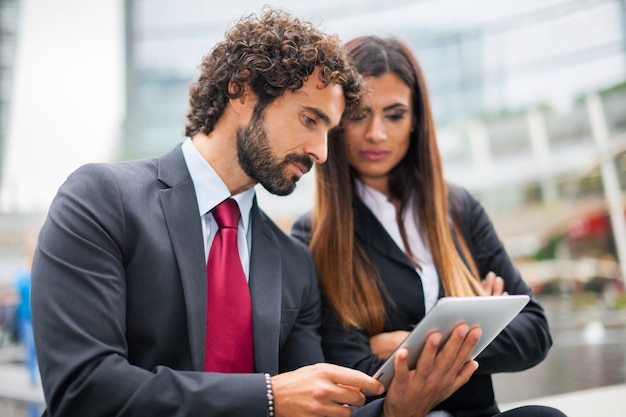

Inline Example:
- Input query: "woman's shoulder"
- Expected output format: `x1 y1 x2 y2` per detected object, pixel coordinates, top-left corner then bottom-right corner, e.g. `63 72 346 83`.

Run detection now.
447 182 488 230
290 211 313 245
447 182 478 208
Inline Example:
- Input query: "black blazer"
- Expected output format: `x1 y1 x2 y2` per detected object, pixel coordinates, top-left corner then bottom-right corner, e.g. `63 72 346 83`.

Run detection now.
31 145 327 416
292 184 553 417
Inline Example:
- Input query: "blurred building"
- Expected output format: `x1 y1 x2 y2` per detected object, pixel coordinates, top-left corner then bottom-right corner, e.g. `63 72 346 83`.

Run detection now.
0 0 19 192
123 0 626 150
123 0 626 248
0 0 625 285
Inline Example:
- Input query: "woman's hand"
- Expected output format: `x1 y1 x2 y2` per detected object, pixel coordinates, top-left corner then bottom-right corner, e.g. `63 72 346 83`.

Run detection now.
370 331 410 360
482 271 507 296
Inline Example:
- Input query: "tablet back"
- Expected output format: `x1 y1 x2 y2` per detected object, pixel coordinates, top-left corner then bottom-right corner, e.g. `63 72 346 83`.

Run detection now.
373 294 530 390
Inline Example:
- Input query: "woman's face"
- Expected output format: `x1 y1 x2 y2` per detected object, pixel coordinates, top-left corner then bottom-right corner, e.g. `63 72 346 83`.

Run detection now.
342 72 413 196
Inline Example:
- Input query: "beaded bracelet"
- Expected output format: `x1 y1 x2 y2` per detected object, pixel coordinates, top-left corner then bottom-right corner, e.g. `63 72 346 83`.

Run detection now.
264 373 274 417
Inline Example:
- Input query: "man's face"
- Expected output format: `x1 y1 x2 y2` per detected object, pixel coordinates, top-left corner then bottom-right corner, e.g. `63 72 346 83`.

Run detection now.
236 73 345 196
237 110 312 196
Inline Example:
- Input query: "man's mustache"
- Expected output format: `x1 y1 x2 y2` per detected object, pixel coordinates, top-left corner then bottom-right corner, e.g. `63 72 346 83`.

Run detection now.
285 153 313 173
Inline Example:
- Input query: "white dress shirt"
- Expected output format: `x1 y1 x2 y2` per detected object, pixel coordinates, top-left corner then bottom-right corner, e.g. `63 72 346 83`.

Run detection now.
181 138 255 281
355 179 440 313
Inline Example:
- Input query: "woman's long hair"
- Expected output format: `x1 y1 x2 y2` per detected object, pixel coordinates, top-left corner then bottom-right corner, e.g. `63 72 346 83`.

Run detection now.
309 36 485 335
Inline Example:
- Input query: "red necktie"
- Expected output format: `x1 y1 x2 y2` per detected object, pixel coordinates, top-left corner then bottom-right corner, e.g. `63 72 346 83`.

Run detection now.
204 198 254 372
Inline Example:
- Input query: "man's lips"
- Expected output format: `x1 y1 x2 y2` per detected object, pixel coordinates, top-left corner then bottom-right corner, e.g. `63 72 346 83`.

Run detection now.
285 154 313 178
292 162 310 176
360 150 390 161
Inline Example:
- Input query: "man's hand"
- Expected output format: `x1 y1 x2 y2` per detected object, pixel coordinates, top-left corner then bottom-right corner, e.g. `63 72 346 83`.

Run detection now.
382 323 481 417
271 363 384 417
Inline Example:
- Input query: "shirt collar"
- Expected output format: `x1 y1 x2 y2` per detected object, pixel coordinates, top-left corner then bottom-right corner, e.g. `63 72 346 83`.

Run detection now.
355 178 431 264
181 138 254 231
355 178 397 223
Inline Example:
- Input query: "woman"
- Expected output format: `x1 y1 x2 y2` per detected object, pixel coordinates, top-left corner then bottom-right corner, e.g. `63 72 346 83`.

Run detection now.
292 36 565 417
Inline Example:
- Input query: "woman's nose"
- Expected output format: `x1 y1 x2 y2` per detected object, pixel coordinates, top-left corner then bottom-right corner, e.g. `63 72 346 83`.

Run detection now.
365 118 387 143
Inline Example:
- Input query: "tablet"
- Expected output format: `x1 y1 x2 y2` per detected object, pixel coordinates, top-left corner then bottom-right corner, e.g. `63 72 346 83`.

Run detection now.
372 294 530 390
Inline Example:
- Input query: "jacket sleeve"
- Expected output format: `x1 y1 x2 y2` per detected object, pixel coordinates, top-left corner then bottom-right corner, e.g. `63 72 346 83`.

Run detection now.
31 164 269 417
449 185 553 374
292 214 389 415
291 213 385 375
290 212 313 245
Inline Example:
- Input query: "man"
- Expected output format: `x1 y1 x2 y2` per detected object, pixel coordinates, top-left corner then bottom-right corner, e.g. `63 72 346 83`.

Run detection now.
31 8 479 417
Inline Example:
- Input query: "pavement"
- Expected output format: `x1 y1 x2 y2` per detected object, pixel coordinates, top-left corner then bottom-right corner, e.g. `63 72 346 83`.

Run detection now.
0 363 44 405
0 344 44 411
499 384 626 416
0 342 624 416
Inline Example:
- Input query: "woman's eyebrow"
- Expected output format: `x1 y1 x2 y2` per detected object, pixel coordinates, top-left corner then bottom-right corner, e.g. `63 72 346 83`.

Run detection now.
383 103 409 112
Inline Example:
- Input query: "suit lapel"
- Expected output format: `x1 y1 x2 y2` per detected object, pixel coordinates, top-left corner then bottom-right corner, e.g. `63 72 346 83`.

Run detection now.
157 146 207 371
354 201 415 270
248 199 281 374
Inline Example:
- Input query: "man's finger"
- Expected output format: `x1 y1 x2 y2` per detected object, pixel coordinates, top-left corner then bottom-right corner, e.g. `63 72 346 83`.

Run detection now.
435 323 469 365
413 331 442 376
329 364 385 396
450 360 479 392
392 346 410 385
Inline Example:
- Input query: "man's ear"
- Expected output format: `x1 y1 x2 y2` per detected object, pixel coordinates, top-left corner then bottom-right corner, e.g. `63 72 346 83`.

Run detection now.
228 80 255 117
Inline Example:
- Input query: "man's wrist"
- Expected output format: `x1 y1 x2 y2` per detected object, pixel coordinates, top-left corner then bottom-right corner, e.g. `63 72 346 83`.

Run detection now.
264 373 274 417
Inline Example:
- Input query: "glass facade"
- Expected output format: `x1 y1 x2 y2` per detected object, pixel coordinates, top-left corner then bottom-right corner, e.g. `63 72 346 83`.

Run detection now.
0 0 20 189
120 0 626 236
125 0 626 148
0 0 622 253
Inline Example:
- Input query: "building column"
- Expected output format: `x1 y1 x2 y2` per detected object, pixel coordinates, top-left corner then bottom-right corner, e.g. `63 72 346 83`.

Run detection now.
586 92 626 287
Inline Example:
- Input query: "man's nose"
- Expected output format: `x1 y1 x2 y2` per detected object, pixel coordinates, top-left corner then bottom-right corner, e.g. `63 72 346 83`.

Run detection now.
304 132 328 164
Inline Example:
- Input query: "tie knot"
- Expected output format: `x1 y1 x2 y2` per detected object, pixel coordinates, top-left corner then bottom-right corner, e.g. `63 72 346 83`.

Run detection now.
212 198 240 229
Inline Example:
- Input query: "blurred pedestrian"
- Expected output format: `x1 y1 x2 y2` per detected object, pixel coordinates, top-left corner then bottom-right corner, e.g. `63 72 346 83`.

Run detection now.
0 286 19 346
14 233 38 385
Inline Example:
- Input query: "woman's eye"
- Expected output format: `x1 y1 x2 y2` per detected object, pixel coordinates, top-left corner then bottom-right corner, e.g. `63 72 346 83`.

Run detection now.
387 112 406 121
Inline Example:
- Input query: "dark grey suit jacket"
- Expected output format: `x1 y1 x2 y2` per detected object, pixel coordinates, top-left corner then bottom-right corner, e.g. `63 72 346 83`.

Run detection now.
31 145 335 416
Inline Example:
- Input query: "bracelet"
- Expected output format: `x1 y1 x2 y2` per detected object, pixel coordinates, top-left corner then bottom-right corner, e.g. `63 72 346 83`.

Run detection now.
264 373 274 417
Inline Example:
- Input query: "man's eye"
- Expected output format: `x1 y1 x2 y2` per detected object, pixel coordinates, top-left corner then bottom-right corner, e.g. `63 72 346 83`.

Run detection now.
304 116 316 126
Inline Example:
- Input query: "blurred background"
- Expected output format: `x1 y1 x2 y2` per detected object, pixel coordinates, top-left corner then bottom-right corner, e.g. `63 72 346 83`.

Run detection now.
0 0 625 415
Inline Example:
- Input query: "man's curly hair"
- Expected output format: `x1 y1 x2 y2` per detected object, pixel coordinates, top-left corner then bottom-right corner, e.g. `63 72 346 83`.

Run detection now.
185 7 363 137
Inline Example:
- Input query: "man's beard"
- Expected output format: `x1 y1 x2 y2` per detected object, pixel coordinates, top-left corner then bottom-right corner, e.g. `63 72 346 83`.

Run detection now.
237 109 313 196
